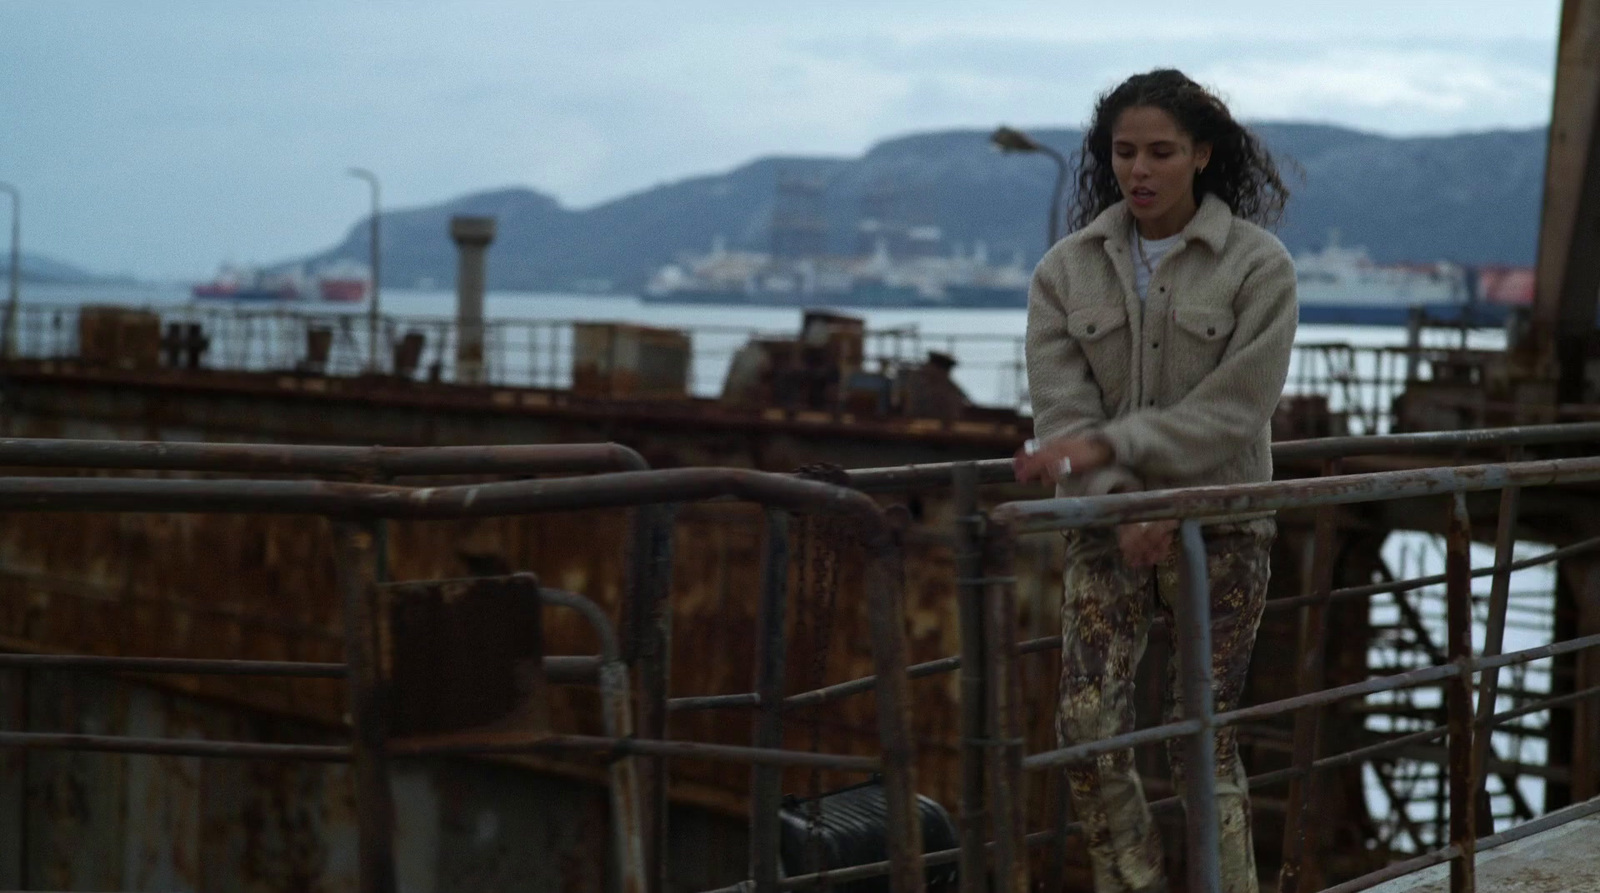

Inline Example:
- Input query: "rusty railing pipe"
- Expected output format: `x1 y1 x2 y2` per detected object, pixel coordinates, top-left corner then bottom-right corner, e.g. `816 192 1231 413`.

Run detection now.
1174 520 1222 893
749 510 791 893
537 587 646 893
992 456 1600 532
951 463 991 893
0 437 648 477
1279 457 1340 893
1444 493 1477 892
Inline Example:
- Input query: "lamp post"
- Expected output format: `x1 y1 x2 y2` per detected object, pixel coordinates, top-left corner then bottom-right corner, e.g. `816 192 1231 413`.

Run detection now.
0 182 19 361
348 167 381 372
990 125 1069 248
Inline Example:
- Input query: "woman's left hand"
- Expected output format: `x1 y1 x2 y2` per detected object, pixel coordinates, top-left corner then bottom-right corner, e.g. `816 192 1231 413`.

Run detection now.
1117 519 1178 566
1013 435 1114 484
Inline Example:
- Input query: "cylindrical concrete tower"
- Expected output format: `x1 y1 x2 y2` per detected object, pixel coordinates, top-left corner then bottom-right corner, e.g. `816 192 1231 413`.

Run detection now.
450 216 496 385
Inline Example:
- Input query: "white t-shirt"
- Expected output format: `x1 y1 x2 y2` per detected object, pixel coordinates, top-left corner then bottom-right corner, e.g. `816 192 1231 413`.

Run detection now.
1129 229 1181 301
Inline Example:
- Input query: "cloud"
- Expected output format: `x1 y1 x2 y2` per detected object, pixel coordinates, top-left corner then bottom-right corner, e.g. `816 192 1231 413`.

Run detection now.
0 1 1563 278
1196 47 1553 129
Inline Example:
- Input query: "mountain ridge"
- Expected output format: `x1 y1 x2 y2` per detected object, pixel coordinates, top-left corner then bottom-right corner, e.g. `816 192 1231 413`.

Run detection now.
293 122 1548 293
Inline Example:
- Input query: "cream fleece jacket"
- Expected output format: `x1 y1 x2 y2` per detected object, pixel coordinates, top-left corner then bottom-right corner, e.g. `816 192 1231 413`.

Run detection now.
1026 193 1298 505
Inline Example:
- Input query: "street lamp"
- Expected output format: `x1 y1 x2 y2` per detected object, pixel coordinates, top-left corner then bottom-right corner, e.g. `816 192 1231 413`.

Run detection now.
990 125 1069 248
347 167 381 372
0 182 19 360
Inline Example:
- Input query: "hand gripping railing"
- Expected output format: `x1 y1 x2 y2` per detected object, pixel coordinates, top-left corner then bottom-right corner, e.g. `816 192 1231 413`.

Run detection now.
6 425 1600 893
684 423 1600 893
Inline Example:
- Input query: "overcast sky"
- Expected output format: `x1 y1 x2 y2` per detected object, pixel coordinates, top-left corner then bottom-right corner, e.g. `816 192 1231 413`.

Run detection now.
0 1 1564 279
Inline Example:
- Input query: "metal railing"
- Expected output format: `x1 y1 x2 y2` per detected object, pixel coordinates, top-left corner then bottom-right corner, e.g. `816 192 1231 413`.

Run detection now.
2 302 1034 407
5 300 1476 421
2 424 1599 892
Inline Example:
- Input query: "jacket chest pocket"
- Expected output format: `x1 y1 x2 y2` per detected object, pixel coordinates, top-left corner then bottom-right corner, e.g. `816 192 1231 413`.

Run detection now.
1171 305 1236 386
1065 304 1130 411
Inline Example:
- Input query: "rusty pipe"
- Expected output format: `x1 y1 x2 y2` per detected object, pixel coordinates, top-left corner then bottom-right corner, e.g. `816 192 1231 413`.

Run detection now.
0 437 648 477
992 456 1600 532
539 587 646 893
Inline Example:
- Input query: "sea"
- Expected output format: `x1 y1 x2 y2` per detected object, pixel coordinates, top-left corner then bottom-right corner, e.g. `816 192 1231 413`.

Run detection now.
16 280 1550 832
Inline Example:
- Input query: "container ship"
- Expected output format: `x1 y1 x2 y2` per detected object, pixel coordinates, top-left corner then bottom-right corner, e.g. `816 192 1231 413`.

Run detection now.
192 262 370 303
643 236 1030 309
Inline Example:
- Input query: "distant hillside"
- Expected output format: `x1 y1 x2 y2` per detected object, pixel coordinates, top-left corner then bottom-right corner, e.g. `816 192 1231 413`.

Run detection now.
296 123 1549 293
0 252 135 285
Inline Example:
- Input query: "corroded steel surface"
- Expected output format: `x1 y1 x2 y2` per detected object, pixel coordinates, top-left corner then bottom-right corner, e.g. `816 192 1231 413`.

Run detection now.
5 367 1600 890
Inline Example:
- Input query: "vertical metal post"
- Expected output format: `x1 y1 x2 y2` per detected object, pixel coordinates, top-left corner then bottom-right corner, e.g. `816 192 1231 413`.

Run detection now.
982 520 1027 893
951 463 990 893
0 182 19 361
1175 520 1221 893
334 519 397 893
1279 457 1341 893
630 504 677 893
864 531 926 893
1472 450 1522 821
750 509 791 893
1445 493 1477 893
598 646 649 893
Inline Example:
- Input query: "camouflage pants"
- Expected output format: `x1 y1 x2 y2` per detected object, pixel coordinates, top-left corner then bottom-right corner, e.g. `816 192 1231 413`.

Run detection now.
1057 520 1274 893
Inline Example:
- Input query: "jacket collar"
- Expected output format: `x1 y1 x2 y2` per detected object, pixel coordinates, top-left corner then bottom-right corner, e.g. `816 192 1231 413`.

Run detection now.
1079 192 1232 253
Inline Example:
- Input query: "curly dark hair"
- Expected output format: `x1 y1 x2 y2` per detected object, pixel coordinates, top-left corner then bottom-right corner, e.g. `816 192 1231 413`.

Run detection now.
1067 69 1289 233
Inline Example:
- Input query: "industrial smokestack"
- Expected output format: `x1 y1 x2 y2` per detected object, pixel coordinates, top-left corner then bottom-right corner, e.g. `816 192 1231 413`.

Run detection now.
449 216 496 384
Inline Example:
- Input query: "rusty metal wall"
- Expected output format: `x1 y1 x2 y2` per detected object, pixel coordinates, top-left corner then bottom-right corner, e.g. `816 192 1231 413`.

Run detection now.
0 367 1395 890
0 669 750 892
0 371 1033 890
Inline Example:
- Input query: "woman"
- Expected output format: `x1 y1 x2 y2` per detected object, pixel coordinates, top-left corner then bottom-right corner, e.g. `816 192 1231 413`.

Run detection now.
1013 69 1296 893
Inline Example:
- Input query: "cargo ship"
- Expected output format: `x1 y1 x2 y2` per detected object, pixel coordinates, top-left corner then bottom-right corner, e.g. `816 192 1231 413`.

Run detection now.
314 259 370 302
1293 236 1511 326
643 236 1029 309
193 262 371 303
191 265 302 301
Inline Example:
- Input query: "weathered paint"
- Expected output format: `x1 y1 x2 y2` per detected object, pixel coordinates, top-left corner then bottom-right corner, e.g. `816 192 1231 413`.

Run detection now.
3 365 1596 890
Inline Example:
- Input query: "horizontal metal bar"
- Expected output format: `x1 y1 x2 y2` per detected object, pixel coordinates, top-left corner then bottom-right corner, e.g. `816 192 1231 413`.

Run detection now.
993 456 1600 531
666 692 761 711
0 652 347 678
1482 683 1600 726
1027 635 1600 777
842 457 1016 493
0 727 880 772
1474 795 1600 852
667 636 1060 713
1265 534 1600 613
0 730 350 761
1473 632 1600 672
1317 845 1461 893
0 469 894 545
1022 718 1204 770
839 424 1600 496
1273 422 1600 461
0 651 605 685
385 733 880 770
0 437 647 477
781 635 1057 710
1250 725 1452 790
1218 663 1461 728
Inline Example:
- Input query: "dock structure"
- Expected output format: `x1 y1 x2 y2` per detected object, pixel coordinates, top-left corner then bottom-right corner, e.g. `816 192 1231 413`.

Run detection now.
5 7 1600 892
